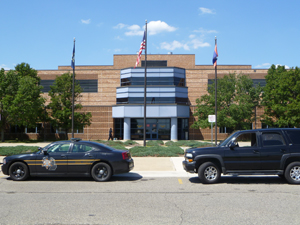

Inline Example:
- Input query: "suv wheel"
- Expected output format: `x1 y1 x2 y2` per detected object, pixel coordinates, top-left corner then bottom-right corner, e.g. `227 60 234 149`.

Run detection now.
198 162 220 184
285 162 300 184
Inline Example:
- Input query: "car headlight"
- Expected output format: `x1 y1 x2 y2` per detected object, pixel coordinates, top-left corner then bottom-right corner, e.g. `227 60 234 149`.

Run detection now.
185 153 193 162
3 158 6 165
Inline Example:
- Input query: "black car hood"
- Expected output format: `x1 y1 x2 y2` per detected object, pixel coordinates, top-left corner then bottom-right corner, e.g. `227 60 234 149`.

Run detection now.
186 146 221 153
5 152 38 160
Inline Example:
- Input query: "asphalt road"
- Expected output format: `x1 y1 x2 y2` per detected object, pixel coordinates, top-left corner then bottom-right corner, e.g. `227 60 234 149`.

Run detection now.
0 175 299 225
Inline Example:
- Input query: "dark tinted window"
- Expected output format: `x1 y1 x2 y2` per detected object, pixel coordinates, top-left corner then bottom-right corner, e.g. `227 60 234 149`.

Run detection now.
116 97 188 105
285 130 300 145
40 80 98 93
141 60 167 67
262 132 285 146
121 77 185 87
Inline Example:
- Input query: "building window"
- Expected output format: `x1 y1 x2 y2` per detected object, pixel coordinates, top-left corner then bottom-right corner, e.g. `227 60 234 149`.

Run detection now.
130 118 171 140
178 118 189 140
114 118 124 140
120 77 185 87
219 127 234 134
9 125 25 133
53 126 84 134
40 80 98 93
26 124 42 133
141 60 167 67
117 97 188 105
208 79 266 88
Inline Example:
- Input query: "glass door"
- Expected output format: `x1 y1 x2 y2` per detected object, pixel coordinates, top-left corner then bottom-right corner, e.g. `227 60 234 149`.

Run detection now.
146 123 158 140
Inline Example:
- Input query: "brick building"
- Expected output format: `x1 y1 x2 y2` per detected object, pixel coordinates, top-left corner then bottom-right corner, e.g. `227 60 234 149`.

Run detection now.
12 54 269 141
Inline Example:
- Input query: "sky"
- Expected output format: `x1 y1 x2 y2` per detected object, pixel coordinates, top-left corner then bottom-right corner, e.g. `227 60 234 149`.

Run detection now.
0 0 299 70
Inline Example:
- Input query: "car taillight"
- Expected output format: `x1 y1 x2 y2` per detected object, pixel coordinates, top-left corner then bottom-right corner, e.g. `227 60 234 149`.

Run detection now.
122 151 129 160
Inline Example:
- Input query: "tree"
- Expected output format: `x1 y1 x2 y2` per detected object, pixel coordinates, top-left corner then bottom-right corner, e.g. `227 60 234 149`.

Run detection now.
48 73 92 138
0 63 45 142
191 73 263 132
261 65 300 127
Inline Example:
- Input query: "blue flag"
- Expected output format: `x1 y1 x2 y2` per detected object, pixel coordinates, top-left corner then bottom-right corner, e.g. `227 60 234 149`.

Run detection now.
71 40 75 69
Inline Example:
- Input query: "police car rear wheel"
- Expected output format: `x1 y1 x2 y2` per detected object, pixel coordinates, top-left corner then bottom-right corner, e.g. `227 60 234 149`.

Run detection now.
91 162 112 182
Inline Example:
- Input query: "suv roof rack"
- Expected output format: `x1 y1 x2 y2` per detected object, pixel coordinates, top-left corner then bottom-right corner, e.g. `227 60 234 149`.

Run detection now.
70 138 82 142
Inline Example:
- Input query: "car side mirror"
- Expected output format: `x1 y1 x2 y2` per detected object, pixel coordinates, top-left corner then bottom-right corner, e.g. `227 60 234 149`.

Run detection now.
229 142 238 150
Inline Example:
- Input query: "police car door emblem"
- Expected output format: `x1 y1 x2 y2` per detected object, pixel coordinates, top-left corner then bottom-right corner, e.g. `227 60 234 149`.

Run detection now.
42 157 57 171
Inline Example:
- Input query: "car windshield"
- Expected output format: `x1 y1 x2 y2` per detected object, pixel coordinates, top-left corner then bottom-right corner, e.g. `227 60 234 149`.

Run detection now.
219 132 237 147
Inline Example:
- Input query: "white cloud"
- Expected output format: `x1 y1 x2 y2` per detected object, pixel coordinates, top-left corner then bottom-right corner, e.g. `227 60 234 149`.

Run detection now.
125 24 144 36
160 34 211 51
147 20 177 35
81 19 91 24
190 38 210 49
124 20 176 36
254 63 271 68
160 41 190 51
254 63 290 69
113 23 126 29
276 64 290 69
0 64 10 70
199 7 216 15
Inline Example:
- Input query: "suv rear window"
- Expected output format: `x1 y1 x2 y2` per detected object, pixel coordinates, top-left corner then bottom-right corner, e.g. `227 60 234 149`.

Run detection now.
262 132 285 146
285 130 300 145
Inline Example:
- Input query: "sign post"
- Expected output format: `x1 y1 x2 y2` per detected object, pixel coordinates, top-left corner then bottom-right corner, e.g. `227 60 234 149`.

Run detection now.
208 115 216 145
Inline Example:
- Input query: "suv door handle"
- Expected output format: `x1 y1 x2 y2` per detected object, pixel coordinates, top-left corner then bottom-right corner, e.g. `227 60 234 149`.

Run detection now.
253 150 259 154
61 154 67 158
280 149 286 153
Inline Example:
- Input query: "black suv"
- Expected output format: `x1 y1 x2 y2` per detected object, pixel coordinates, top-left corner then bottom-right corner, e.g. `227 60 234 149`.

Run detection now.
183 128 300 184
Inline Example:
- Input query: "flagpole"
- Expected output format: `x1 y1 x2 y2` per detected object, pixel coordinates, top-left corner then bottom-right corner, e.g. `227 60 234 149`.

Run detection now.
72 38 75 139
214 36 217 145
143 20 147 147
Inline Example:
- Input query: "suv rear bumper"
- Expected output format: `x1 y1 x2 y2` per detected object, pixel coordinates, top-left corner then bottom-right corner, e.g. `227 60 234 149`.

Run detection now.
182 160 196 173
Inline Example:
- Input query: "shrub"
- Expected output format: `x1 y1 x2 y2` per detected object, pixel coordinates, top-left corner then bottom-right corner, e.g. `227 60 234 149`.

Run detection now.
123 140 138 146
0 146 39 156
146 140 164 146
130 145 184 157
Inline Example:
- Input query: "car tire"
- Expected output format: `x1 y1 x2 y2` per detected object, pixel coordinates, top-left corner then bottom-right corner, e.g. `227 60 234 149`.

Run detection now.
285 162 300 184
91 162 112 182
198 162 220 184
9 162 29 181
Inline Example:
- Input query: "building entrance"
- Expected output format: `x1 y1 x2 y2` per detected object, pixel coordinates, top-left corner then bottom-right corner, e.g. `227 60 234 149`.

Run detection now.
130 118 171 140
146 123 158 140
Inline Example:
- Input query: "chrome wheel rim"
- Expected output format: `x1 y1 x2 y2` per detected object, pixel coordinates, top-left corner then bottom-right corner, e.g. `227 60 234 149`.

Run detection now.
290 166 300 181
12 165 25 178
204 166 218 181
96 166 108 179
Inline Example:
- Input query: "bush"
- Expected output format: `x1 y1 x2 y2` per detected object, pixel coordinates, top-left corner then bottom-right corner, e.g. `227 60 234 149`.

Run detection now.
165 140 213 148
146 140 164 146
123 140 138 146
130 145 184 157
0 146 39 156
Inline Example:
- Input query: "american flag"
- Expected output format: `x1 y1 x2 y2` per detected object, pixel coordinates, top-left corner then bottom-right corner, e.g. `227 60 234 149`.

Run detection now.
134 31 146 68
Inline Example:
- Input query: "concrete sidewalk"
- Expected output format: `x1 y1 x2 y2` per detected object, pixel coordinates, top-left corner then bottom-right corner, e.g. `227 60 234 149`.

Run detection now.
0 142 193 178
